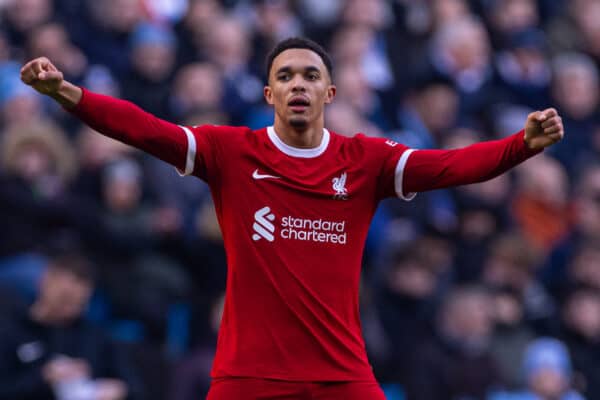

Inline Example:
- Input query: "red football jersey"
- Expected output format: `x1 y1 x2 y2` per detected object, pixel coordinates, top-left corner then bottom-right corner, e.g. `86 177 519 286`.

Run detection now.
70 88 541 383
181 125 412 381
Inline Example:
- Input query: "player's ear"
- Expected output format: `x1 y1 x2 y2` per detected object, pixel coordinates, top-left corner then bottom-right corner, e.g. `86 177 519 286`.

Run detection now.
324 85 336 104
264 85 274 105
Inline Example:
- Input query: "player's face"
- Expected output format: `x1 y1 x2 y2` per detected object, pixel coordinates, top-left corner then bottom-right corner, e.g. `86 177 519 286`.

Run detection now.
264 48 336 130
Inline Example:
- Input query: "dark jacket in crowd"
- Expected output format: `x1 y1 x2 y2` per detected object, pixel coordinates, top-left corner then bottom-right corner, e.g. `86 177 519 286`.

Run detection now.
0 296 143 400
403 333 502 400
560 326 600 399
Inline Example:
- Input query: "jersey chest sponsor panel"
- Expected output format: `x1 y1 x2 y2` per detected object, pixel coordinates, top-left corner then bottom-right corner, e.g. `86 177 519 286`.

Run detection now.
188 126 406 380
229 172 372 306
215 130 380 289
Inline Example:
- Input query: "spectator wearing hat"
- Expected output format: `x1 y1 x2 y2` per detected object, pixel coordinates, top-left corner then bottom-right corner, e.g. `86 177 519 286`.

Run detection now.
0 122 81 299
0 63 46 127
494 29 551 110
489 337 585 400
122 22 177 119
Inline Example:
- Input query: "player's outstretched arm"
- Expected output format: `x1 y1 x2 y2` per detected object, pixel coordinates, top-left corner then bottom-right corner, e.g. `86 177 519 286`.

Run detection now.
20 57 189 172
402 108 564 194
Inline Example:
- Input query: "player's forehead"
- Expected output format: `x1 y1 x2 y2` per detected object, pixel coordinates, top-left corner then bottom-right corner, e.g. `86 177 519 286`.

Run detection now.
270 48 328 76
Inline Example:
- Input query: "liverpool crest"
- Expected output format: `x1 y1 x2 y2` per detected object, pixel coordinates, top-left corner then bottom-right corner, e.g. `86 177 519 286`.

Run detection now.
332 172 348 200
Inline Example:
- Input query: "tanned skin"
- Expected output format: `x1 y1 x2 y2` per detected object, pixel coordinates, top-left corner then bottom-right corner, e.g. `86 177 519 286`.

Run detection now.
264 48 336 149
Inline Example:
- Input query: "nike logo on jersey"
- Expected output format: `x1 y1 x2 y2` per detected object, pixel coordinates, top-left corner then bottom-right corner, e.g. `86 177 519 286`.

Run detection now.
252 169 280 180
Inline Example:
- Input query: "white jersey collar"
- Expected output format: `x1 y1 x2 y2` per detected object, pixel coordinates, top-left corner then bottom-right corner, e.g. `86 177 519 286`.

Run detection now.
267 126 330 158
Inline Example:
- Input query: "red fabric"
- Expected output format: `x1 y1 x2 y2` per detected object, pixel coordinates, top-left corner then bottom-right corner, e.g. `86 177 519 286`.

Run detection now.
191 126 407 381
71 88 188 171
207 378 386 400
68 89 541 382
403 130 541 194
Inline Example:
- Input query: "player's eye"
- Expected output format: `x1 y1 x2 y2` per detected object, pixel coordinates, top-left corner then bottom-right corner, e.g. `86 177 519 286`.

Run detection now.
307 73 319 81
278 74 291 81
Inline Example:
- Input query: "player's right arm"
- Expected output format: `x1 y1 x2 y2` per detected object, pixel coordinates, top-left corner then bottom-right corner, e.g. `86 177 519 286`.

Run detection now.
20 57 190 173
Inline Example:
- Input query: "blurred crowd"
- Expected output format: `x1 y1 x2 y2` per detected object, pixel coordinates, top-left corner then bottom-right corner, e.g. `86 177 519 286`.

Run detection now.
0 0 599 399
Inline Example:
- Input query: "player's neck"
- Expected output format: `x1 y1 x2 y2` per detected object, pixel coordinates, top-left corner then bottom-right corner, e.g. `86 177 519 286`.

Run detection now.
273 120 324 149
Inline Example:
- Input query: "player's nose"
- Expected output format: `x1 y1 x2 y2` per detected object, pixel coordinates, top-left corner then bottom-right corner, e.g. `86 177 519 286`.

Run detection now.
291 75 306 92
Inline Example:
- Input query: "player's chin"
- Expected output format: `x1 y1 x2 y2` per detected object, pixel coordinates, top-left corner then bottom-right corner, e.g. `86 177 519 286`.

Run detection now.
289 116 309 129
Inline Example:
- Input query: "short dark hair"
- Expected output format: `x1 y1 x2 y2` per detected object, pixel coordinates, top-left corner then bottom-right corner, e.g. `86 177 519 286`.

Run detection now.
45 232 95 283
265 37 333 81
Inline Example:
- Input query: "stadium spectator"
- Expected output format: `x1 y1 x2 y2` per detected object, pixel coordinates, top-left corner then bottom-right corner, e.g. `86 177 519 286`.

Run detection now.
494 28 551 110
489 286 536 389
0 122 77 261
556 285 600 399
2 0 53 50
203 15 264 124
79 0 145 78
168 293 224 400
403 285 501 400
483 0 541 48
1 1 596 397
511 154 573 253
94 157 189 343
541 164 600 294
548 52 600 177
0 64 46 127
169 62 225 123
0 247 143 400
372 242 445 384
122 22 177 119
482 233 556 332
424 15 501 125
26 22 88 85
490 337 585 400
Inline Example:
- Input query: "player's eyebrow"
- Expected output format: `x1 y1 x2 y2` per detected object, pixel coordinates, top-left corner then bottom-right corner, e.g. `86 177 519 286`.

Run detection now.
275 65 321 75
275 66 292 75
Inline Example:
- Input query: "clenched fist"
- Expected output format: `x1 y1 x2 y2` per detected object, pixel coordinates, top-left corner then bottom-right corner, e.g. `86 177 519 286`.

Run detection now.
21 57 64 95
20 57 82 108
524 108 565 150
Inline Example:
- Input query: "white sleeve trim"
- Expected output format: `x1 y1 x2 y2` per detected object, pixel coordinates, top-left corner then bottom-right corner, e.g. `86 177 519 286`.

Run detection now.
394 149 417 201
176 126 197 176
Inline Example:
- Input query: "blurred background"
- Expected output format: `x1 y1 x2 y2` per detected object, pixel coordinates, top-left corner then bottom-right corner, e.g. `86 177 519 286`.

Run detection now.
0 0 599 399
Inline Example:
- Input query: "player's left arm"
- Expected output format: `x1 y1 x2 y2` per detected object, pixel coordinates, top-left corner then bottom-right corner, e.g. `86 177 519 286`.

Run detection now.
21 57 191 173
401 108 564 194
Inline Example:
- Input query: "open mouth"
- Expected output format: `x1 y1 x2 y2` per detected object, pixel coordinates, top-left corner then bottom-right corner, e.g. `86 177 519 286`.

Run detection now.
288 97 310 112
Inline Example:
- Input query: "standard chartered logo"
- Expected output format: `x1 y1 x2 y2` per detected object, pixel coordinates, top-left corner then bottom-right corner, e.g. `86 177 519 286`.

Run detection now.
252 206 347 244
252 206 276 242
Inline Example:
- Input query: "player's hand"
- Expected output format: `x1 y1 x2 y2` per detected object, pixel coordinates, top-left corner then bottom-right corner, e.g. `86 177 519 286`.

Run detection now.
524 108 564 150
20 57 64 96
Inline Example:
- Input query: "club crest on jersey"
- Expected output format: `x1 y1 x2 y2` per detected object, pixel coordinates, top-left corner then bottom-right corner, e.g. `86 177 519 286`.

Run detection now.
332 172 348 200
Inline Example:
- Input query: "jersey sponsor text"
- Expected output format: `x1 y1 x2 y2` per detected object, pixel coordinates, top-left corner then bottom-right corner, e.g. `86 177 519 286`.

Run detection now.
281 215 347 244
